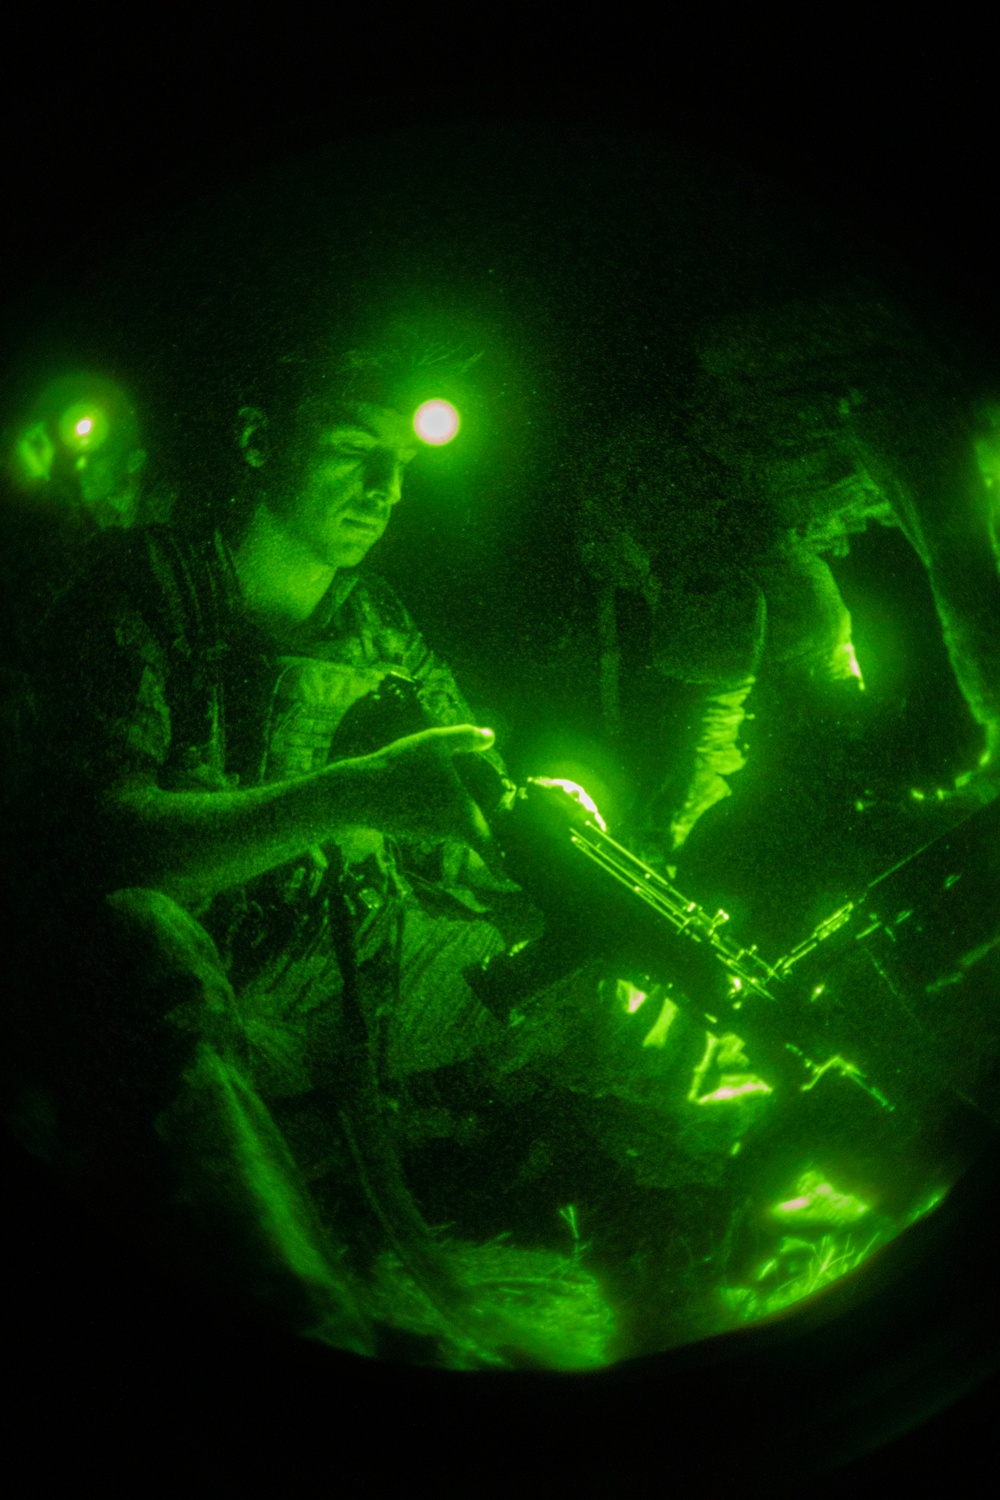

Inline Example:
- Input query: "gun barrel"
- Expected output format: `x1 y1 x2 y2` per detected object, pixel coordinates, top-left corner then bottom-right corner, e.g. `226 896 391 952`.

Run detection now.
569 821 777 998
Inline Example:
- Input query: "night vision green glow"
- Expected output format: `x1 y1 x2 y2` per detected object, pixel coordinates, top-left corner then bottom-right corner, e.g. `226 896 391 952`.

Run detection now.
906 1188 948 1225
9 169 993 1383
58 403 109 450
837 641 865 687
642 992 679 1048
722 1231 886 1323
771 1170 872 1226
532 777 609 831
725 1179 880 1327
14 421 55 480
688 1032 773 1105
616 979 648 1013
413 398 460 446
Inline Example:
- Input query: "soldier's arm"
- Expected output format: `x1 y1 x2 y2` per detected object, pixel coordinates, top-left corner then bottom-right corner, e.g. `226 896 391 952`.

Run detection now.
104 724 497 906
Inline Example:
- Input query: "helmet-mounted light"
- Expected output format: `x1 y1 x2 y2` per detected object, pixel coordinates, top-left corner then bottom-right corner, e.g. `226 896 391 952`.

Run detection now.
58 402 110 452
413 399 460 446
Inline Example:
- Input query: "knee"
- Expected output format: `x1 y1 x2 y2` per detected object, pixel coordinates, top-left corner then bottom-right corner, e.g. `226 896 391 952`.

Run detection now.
106 885 213 947
83 889 243 1113
103 887 231 1005
8 892 240 1171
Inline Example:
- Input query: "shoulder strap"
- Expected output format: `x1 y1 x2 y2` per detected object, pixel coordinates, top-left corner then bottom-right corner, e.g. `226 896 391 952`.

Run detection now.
141 525 234 776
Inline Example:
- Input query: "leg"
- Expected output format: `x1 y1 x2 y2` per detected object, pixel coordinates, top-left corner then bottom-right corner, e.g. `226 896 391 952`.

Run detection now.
661 677 756 853
757 538 863 687
384 899 508 1081
645 570 766 855
24 887 374 1355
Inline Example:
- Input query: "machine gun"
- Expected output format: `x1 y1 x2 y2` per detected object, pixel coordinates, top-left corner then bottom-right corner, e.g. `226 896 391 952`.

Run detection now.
478 774 1000 1123
330 673 1000 1123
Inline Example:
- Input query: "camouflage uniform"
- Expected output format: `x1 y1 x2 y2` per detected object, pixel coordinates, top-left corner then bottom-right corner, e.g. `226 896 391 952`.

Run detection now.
9 523 527 1355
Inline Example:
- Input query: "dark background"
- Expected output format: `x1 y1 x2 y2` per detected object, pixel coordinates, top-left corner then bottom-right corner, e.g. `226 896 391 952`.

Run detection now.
2 20 998 1493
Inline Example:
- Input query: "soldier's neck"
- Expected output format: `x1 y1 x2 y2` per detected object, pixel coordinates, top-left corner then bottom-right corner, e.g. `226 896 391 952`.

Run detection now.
231 503 336 631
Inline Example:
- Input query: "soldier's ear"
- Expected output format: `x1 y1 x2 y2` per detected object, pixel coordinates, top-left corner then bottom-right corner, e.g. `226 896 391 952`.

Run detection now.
236 407 269 469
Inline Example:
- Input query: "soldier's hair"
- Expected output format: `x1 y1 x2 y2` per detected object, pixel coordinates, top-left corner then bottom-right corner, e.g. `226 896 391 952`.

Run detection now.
270 330 483 434
212 328 483 540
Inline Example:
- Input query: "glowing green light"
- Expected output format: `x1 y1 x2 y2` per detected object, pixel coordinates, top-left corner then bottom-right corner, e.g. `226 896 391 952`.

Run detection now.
687 1032 773 1105
532 778 608 831
616 979 648 1014
413 399 460 446
14 421 55 480
722 1231 886 1323
784 1044 894 1109
771 1170 872 1226
906 1187 948 1225
642 993 679 1049
58 402 109 451
558 1203 580 1246
699 1079 774 1104
836 641 865 688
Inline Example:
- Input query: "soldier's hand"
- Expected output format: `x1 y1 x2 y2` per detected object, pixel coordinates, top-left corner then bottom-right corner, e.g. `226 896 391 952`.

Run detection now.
333 724 497 845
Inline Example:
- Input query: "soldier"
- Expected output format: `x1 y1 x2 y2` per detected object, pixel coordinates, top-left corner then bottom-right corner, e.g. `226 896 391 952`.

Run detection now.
3 332 625 1371
573 290 1000 861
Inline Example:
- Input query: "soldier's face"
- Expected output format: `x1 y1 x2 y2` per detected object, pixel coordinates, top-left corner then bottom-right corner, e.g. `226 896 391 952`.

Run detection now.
10 398 145 526
285 402 419 569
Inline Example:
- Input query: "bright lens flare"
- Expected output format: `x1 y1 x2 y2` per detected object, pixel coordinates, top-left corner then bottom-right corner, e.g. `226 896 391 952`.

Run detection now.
58 403 109 450
413 399 460 446
532 777 608 831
